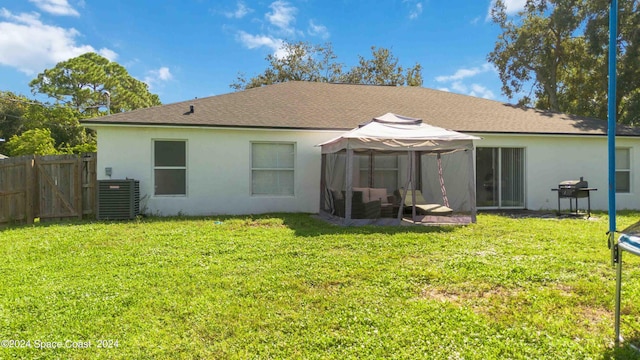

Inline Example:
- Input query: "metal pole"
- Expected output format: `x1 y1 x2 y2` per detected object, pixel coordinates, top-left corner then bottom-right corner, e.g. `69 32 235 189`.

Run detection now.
607 0 618 236
608 0 619 346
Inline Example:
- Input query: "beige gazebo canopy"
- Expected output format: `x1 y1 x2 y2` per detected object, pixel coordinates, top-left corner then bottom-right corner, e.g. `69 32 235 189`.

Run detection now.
318 113 480 225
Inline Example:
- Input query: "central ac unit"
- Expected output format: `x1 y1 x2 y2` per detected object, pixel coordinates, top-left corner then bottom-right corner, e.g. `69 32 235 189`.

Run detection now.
97 179 140 220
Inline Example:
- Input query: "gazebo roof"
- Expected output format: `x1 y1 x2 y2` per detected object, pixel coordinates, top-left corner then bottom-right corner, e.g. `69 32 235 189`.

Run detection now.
318 113 480 154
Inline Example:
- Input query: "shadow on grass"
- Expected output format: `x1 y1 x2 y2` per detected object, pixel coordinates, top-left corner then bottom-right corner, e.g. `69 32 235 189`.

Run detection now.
279 213 457 237
0 212 457 237
602 340 640 359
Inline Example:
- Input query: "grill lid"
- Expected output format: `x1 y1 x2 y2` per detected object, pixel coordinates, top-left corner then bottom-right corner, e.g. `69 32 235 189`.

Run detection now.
559 177 587 188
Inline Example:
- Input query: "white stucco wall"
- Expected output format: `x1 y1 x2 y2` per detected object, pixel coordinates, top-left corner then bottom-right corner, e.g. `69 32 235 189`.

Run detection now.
93 125 342 216
473 133 640 211
91 125 640 215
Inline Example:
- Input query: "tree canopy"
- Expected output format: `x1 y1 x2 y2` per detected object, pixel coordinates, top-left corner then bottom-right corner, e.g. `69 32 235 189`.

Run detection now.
1 52 163 156
29 52 161 116
0 93 95 156
488 0 640 124
5 128 58 156
231 41 423 90
341 46 423 86
231 42 343 90
0 92 30 149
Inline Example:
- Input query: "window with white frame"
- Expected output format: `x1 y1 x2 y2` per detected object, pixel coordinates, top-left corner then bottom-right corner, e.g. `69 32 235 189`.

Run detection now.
154 140 186 196
251 142 295 196
616 148 631 193
358 153 399 192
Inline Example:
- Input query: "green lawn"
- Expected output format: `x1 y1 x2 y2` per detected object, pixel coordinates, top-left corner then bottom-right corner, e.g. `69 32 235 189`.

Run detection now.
2 212 640 359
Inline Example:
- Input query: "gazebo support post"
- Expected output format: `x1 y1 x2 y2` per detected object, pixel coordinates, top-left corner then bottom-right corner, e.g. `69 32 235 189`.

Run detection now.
467 149 477 223
320 154 326 213
410 150 417 222
345 148 354 225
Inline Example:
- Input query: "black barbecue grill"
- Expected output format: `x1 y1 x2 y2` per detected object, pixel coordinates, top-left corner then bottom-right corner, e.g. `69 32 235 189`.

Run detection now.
551 177 597 217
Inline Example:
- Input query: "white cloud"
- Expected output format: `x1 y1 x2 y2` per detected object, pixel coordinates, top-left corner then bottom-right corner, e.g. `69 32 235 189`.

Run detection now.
486 0 527 21
409 2 423 20
224 1 252 19
469 84 495 99
447 81 495 99
308 20 329 39
435 63 493 82
144 67 173 89
451 81 468 93
98 48 118 61
29 0 79 17
155 67 173 81
0 9 117 74
273 46 289 59
266 0 297 34
504 0 527 14
435 64 496 100
236 31 282 51
234 1 318 58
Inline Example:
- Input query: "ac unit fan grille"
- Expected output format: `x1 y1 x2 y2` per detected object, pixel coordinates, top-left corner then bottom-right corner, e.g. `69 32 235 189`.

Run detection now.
97 179 140 220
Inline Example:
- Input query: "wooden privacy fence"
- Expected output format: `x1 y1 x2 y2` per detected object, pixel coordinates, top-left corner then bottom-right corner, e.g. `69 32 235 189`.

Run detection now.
0 153 96 225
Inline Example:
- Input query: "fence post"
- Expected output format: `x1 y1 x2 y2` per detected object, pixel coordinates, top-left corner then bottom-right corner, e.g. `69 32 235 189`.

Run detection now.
25 156 35 224
75 156 82 219
81 153 97 217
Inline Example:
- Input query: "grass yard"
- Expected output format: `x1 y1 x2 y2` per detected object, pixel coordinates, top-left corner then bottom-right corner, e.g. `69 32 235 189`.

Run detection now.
2 212 640 359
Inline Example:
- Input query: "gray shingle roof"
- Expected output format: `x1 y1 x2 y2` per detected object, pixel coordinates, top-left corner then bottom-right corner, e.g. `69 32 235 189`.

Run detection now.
81 81 640 136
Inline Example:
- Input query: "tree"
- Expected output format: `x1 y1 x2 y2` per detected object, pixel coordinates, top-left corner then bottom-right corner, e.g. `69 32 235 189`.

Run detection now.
0 91 30 154
231 41 343 90
488 0 585 111
0 91 94 153
5 128 58 156
488 0 640 124
0 91 96 155
30 105 96 154
341 46 423 86
29 52 161 116
583 0 640 124
231 41 423 90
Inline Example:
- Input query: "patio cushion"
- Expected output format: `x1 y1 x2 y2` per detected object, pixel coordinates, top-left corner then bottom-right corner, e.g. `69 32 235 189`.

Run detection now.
370 188 389 204
397 189 453 216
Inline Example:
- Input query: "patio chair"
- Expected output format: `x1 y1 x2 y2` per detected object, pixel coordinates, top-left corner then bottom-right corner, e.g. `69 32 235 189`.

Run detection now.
396 189 453 216
333 190 381 219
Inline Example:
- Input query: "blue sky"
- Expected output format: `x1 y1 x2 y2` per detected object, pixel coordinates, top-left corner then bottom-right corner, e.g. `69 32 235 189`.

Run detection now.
0 0 528 105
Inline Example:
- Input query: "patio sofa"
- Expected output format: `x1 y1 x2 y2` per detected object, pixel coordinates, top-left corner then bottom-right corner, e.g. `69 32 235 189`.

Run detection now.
331 187 393 219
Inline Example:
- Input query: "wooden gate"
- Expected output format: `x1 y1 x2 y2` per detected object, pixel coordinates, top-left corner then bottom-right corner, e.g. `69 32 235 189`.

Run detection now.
0 153 96 225
0 156 35 224
35 155 82 220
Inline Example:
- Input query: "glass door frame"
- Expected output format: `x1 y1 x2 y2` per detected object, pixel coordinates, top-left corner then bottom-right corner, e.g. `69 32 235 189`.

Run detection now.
475 147 526 209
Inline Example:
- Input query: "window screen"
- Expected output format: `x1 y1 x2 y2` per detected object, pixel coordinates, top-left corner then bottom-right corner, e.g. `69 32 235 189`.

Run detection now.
252 143 294 196
616 148 631 193
154 140 186 195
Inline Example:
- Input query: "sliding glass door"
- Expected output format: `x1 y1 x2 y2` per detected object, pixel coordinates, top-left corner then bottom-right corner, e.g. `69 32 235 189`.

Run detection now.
476 147 525 208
